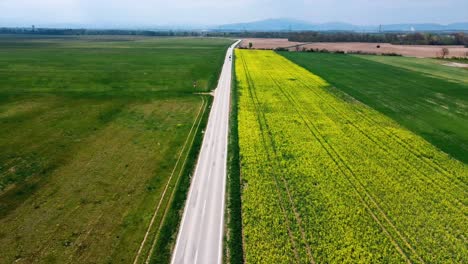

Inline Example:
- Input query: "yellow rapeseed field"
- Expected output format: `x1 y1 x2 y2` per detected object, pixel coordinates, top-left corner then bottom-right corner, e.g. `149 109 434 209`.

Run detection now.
235 49 467 263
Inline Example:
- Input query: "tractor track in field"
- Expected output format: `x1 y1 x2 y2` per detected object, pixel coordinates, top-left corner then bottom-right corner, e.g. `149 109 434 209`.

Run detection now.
133 96 207 264
269 59 429 263
276 61 467 213
240 57 304 263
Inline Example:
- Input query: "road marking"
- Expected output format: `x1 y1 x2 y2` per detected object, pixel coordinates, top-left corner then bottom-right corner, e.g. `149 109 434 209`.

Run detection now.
171 40 241 264
194 249 199 264
202 199 207 217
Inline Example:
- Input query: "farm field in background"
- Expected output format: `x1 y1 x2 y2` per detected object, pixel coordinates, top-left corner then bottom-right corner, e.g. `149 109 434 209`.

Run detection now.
297 42 468 57
281 52 468 163
240 38 468 57
0 36 232 263
0 36 230 94
235 49 467 263
357 55 468 83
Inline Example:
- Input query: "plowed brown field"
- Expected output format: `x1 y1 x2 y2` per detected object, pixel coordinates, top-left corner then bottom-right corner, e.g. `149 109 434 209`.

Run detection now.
240 38 468 57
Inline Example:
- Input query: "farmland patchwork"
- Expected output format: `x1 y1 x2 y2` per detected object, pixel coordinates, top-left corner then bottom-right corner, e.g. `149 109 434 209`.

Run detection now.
281 52 468 163
235 50 467 263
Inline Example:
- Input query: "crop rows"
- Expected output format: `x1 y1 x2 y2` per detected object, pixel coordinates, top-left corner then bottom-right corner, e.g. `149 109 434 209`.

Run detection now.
235 50 467 263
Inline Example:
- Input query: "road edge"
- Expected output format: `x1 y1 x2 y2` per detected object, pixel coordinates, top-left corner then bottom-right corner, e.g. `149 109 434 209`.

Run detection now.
146 41 237 264
224 47 245 264
146 94 213 264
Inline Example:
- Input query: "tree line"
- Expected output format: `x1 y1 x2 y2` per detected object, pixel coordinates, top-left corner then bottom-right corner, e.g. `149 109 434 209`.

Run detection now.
0 27 204 37
1 27 467 47
288 32 468 46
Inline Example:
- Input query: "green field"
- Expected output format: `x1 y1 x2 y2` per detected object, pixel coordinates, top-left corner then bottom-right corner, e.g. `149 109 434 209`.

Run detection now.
235 49 467 263
0 36 232 263
281 52 468 163
358 55 468 84
0 36 229 93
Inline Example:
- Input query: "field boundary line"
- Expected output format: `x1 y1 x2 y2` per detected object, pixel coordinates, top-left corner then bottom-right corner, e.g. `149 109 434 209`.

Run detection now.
279 53 461 180
279 63 466 213
279 60 467 216
295 57 464 183
350 100 466 188
226 49 246 264
133 97 207 264
143 96 208 264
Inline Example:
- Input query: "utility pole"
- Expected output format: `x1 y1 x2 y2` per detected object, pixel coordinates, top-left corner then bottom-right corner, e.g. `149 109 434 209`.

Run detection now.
32 25 35 32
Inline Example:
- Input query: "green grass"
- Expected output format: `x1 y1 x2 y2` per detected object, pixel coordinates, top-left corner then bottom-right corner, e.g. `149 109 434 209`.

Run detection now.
280 52 468 163
147 96 212 264
357 55 468 84
0 35 230 93
224 51 245 264
0 35 233 263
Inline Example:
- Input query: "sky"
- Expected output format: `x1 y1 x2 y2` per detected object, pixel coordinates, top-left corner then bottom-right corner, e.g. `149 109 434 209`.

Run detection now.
0 0 467 28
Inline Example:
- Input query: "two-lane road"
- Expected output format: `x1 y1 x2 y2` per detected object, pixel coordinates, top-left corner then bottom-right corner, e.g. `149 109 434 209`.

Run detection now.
171 40 241 264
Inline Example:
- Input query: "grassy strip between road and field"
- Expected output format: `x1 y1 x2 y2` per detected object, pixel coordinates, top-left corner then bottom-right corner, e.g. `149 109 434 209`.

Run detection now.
147 95 212 264
224 49 245 264
132 95 208 264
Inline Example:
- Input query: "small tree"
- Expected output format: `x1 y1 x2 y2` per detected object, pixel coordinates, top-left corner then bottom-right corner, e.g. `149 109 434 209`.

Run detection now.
441 47 450 58
248 42 253 49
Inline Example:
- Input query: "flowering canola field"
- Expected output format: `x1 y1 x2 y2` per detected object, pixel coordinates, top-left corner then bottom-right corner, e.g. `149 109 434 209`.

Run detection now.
235 49 467 263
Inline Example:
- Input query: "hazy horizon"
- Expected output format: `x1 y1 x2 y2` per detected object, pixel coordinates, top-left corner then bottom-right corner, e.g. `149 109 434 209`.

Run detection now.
1 0 467 28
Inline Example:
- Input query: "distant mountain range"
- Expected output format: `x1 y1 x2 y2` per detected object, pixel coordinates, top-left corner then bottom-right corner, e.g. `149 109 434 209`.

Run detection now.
216 18 468 32
5 18 468 32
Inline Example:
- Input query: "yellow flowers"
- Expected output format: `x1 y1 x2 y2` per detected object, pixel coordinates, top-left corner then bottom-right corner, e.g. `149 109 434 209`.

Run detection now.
235 49 467 263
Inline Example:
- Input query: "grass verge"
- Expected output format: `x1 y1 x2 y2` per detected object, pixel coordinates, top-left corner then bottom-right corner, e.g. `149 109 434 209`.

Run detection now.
147 95 213 264
224 50 245 264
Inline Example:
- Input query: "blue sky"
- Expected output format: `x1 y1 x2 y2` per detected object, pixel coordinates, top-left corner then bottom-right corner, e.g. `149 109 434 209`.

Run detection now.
0 0 467 27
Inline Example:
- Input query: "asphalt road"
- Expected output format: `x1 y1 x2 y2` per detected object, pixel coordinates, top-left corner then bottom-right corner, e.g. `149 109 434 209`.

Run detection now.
171 40 241 264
